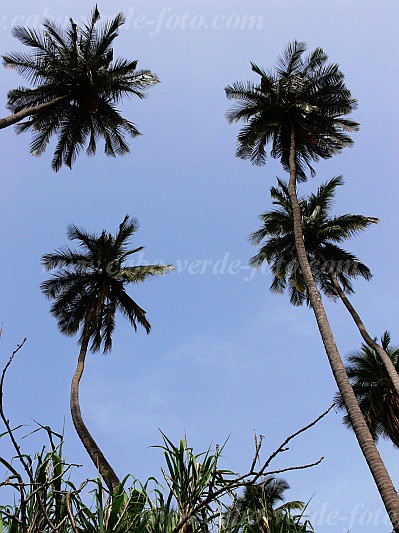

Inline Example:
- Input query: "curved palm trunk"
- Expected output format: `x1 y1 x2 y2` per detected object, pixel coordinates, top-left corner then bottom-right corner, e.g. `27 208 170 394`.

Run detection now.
327 272 399 396
71 321 121 494
0 96 68 130
287 128 399 531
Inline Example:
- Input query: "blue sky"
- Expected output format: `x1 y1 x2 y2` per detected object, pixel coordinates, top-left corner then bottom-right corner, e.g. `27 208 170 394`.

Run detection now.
0 0 398 531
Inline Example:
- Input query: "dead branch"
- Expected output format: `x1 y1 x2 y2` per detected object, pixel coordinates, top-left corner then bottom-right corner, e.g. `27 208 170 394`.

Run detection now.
171 405 332 533
0 338 57 530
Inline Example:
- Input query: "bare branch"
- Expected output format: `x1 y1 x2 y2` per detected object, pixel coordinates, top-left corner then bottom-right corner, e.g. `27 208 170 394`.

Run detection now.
0 339 31 480
171 406 332 533
252 404 333 482
0 338 57 530
265 456 324 476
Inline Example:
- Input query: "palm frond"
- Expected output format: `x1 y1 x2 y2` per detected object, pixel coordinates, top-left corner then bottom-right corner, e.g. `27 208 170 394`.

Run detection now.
276 41 306 76
41 248 91 271
117 265 174 283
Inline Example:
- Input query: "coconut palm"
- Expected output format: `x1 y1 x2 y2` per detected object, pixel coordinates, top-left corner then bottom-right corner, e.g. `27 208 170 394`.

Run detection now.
249 176 399 396
234 476 304 518
1 7 159 171
249 176 375 304
225 477 311 533
335 333 399 447
41 215 173 492
226 41 399 528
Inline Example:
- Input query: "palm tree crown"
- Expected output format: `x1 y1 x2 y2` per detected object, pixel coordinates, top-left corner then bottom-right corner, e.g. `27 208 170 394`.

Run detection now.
234 476 303 517
225 476 310 533
335 333 399 447
2 7 159 171
249 176 378 305
41 215 173 352
225 41 359 180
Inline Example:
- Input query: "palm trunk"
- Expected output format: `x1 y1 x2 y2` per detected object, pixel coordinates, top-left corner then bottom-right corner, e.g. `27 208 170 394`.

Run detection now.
0 96 68 130
327 271 399 396
70 318 121 493
287 127 399 531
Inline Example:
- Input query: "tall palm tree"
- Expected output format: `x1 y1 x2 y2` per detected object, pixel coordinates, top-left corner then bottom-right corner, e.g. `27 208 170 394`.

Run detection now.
1 7 159 171
225 42 399 529
249 176 399 396
41 215 173 492
335 333 399 448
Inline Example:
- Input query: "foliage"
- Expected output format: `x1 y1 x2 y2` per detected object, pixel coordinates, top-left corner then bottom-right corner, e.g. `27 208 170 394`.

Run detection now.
41 215 174 351
0 338 324 531
225 41 358 180
335 332 399 447
223 506 314 533
0 425 150 532
249 176 377 305
1 338 323 532
223 476 314 533
0 427 317 533
2 6 159 170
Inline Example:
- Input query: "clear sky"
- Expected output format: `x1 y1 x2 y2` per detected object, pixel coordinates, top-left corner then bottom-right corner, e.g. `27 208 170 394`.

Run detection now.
0 1 398 531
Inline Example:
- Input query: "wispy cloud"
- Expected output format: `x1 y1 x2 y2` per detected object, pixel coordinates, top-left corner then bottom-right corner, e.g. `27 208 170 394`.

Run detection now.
82 301 319 442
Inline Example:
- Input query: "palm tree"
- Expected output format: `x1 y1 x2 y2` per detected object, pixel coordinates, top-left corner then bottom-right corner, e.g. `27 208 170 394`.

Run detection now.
335 333 399 447
225 42 399 528
1 7 159 171
249 176 399 396
41 215 173 492
225 477 312 533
